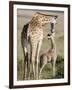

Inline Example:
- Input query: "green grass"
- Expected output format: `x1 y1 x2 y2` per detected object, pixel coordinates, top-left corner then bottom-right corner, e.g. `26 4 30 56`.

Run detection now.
17 58 24 80
17 55 64 80
40 55 64 79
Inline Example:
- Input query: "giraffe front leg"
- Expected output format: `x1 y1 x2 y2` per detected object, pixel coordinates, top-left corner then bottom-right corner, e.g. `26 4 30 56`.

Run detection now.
36 40 42 80
31 53 35 79
52 60 56 78
27 53 30 80
39 64 46 79
31 45 37 80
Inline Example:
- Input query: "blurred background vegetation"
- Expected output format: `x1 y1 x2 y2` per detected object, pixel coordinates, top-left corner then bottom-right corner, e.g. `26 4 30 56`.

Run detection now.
17 9 64 80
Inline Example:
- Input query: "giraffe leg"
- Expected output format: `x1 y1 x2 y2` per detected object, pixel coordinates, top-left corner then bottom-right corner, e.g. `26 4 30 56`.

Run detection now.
52 59 56 78
31 44 37 79
36 40 42 79
39 64 46 79
26 52 30 80
23 47 29 80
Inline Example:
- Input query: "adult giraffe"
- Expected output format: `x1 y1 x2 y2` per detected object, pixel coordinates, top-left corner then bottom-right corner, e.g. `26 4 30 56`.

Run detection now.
21 12 58 80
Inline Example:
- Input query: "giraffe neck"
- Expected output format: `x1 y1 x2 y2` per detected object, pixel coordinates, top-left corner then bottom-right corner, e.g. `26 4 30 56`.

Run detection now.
37 13 56 25
30 12 57 27
50 37 56 50
41 15 53 24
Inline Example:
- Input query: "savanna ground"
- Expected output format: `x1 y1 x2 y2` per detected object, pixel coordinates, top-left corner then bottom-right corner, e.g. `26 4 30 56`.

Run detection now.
17 9 64 80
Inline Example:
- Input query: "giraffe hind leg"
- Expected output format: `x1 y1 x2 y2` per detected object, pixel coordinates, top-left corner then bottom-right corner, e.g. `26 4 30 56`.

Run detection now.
23 47 28 80
36 40 42 79
21 23 29 80
31 44 38 80
21 39 29 80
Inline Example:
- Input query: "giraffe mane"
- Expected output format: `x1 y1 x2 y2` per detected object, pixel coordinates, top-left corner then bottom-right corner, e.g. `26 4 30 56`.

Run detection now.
35 12 58 18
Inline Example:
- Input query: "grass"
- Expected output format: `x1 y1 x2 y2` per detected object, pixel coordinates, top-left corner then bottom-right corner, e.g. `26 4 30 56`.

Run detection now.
17 58 24 80
40 55 64 79
17 55 64 80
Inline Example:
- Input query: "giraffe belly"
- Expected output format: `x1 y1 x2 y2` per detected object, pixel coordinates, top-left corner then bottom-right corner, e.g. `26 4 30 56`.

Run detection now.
30 29 43 44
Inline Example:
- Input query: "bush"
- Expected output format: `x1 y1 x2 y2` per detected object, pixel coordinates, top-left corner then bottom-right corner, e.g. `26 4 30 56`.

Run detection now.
55 55 64 78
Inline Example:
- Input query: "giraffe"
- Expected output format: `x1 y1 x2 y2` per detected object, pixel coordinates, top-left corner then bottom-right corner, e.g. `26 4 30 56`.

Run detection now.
21 12 58 80
39 32 57 79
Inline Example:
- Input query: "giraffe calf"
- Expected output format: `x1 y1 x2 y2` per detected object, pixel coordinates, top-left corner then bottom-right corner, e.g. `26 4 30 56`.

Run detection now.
39 32 57 79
